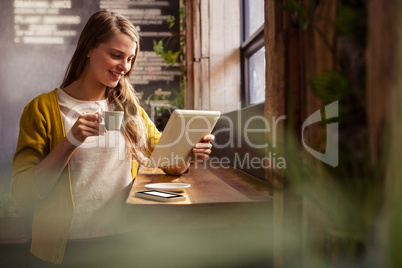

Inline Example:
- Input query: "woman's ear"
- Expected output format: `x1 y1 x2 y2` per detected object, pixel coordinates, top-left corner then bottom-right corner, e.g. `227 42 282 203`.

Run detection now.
87 48 93 58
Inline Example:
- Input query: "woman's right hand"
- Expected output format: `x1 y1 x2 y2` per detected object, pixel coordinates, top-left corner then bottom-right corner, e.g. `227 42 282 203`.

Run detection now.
67 113 105 147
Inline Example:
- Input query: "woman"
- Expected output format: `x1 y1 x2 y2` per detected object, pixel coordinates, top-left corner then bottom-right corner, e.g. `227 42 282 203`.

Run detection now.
12 10 214 266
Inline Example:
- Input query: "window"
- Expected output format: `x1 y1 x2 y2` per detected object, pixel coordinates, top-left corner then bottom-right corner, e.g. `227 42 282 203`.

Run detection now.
241 0 265 106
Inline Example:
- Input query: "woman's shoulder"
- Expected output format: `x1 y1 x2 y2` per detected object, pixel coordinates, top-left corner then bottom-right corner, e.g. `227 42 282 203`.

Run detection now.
137 105 155 124
137 105 147 116
24 89 58 110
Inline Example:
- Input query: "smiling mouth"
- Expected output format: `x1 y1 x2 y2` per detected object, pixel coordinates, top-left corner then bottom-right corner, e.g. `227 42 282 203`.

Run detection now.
109 71 122 80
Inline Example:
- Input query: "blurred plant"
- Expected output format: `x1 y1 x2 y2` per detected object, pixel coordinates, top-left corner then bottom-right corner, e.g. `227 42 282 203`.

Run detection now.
276 0 365 58
276 0 312 30
153 39 181 66
170 86 184 109
145 88 169 104
0 184 20 216
279 132 381 265
275 0 375 265
335 6 360 35
153 6 186 109
310 71 350 103
167 14 175 29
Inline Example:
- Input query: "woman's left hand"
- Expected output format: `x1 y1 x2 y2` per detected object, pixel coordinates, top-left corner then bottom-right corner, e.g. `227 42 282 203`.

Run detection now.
192 134 215 161
164 134 215 175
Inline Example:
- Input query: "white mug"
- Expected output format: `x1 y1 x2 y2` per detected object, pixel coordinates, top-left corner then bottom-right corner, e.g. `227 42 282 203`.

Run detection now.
102 111 124 131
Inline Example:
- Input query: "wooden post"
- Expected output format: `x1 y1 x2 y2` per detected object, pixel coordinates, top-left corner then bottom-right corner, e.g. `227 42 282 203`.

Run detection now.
265 0 286 267
366 0 397 166
299 1 337 266
185 0 194 110
193 0 201 110
200 0 210 110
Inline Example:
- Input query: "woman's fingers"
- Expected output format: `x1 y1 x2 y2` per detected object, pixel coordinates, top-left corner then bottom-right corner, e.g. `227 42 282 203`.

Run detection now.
80 113 100 123
202 134 215 142
191 134 215 160
70 114 105 143
193 141 213 160
194 142 212 150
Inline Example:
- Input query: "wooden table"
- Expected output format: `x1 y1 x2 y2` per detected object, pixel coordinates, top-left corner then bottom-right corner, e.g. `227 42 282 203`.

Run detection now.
126 162 272 205
123 162 274 267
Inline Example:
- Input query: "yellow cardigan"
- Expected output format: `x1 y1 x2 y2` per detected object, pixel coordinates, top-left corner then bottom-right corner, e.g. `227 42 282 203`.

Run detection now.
11 89 161 264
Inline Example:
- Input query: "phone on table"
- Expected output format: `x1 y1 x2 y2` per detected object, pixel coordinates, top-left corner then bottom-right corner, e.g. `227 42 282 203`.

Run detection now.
135 190 186 202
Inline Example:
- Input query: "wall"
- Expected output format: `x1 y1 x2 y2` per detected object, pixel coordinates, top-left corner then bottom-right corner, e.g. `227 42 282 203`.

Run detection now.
188 0 241 113
0 0 181 183
210 103 267 180
0 0 95 181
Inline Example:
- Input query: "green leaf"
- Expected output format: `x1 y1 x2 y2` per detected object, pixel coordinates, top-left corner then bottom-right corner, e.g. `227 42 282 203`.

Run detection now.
153 40 164 55
168 50 180 64
310 71 350 103
335 6 359 35
160 50 179 65
167 15 175 29
277 0 311 30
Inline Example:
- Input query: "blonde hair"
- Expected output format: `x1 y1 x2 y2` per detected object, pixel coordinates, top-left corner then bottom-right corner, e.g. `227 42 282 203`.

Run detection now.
61 10 149 164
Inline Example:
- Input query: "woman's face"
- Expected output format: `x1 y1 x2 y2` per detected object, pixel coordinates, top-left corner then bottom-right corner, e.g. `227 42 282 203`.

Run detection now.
86 33 137 88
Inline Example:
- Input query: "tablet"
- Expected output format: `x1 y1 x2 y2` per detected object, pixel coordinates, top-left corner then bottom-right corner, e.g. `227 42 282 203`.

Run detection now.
146 109 221 168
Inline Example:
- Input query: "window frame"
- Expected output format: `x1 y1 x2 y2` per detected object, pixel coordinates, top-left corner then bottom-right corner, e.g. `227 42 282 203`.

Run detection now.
240 0 265 107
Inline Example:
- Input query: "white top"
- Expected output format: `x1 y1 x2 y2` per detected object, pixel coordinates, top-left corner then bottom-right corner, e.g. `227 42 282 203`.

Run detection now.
57 88 132 240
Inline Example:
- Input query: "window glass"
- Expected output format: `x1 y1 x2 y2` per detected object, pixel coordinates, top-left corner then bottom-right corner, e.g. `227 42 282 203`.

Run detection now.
244 0 265 39
248 46 266 105
242 0 265 106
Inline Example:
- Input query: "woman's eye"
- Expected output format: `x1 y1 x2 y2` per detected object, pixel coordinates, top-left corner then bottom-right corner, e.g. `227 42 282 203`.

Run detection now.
111 54 120 58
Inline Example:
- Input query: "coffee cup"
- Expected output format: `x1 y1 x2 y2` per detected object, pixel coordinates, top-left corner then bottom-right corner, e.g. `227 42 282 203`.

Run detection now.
102 111 124 131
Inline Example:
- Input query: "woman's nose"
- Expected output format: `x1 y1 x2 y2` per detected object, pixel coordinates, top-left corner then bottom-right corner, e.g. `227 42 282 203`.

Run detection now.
119 60 131 73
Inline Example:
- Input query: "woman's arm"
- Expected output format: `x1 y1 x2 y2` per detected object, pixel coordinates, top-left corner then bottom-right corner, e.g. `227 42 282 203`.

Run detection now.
12 110 104 208
33 113 103 196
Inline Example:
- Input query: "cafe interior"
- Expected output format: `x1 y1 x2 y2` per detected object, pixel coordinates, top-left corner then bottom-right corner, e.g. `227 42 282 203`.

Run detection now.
1 0 402 267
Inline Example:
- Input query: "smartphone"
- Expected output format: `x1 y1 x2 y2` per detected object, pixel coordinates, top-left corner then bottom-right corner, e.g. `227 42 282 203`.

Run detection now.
135 190 186 202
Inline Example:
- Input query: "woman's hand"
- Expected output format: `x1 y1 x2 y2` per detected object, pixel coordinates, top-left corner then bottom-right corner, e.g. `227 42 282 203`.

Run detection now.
67 113 105 147
163 163 191 176
192 134 215 161
162 135 215 176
